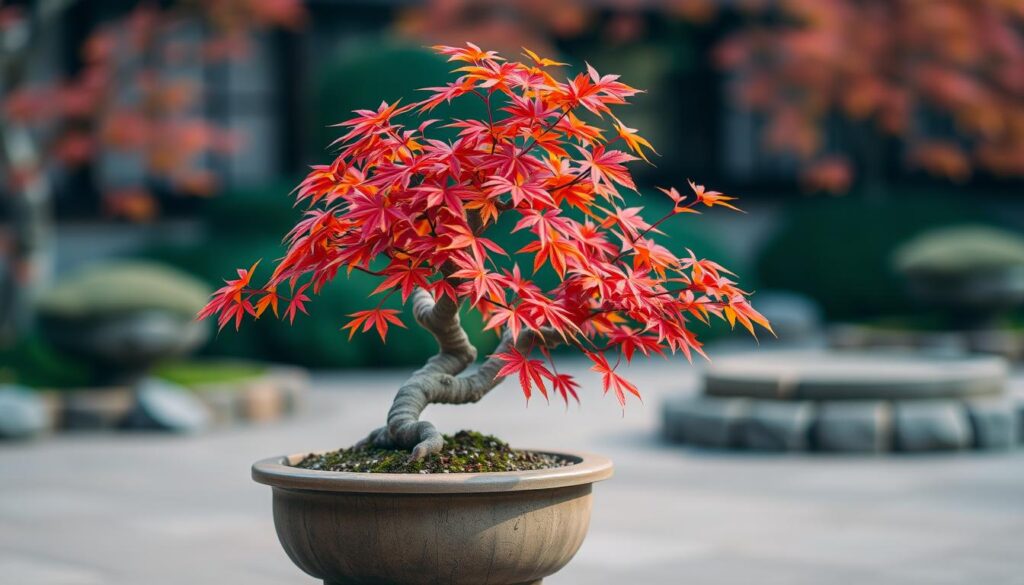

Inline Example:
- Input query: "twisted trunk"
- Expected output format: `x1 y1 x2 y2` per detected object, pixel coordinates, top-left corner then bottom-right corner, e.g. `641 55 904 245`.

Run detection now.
357 287 557 460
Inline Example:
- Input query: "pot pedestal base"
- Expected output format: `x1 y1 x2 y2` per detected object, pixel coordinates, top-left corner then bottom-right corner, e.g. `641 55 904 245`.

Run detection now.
326 582 542 585
326 583 542 585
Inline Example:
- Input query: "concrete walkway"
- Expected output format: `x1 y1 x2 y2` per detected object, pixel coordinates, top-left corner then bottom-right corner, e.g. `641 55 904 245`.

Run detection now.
2 357 1023 585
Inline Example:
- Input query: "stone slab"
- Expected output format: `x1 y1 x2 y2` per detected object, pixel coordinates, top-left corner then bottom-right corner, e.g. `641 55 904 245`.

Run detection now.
830 324 1024 362
195 388 240 425
241 381 286 423
705 350 1007 400
190 365 309 424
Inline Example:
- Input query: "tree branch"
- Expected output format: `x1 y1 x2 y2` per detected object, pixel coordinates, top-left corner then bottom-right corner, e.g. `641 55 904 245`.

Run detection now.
451 327 560 402
357 286 562 460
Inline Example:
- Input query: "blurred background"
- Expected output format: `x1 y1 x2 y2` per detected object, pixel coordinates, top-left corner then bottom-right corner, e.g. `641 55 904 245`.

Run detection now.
1 1 1023 584
2 0 1024 377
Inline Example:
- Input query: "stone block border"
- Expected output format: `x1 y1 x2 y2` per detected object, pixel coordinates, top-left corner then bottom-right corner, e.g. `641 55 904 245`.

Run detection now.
663 394 1023 452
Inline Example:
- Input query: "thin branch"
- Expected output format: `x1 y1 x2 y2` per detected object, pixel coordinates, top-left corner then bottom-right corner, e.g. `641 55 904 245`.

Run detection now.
517 106 573 158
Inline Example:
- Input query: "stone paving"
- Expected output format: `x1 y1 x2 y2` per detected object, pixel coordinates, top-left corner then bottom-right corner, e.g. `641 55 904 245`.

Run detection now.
2 356 1024 585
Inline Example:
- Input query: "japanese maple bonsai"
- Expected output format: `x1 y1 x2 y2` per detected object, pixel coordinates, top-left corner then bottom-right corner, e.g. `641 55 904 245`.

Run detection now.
201 44 767 585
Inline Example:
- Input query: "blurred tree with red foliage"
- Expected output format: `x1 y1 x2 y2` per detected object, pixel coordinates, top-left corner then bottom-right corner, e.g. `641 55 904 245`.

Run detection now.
716 0 1024 195
0 0 305 341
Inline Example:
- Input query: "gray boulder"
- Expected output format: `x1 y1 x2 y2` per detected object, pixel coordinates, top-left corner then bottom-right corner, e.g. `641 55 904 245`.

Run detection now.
0 385 50 439
894 400 971 451
662 395 749 448
964 398 1018 450
813 400 892 453
121 378 211 433
739 400 815 451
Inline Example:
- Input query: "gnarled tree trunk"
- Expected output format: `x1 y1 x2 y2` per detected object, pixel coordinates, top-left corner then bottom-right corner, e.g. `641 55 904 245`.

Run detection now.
357 287 557 460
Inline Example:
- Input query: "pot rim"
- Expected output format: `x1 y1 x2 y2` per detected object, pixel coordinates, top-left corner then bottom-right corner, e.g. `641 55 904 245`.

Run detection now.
252 449 613 494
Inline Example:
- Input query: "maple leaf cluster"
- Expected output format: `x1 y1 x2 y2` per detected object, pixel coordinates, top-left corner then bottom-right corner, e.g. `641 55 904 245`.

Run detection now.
199 43 769 407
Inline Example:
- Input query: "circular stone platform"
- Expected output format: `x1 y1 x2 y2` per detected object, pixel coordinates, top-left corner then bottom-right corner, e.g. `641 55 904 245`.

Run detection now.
663 350 1021 452
830 323 1024 362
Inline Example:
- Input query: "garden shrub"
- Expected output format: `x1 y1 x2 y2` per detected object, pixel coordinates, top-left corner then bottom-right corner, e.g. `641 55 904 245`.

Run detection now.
0 336 93 388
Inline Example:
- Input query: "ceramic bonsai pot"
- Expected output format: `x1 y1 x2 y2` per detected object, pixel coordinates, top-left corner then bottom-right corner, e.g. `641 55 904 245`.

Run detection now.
252 450 613 585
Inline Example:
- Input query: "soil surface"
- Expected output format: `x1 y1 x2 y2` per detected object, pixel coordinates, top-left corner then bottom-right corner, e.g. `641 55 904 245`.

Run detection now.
295 430 572 474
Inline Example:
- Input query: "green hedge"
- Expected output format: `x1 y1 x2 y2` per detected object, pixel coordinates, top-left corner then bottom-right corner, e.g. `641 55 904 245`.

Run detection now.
312 41 487 154
757 193 994 321
0 336 94 388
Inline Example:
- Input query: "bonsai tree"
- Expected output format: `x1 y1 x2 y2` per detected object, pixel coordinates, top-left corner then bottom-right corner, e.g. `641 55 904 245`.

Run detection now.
200 43 769 459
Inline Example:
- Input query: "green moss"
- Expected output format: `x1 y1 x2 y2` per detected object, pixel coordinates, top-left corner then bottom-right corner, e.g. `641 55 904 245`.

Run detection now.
152 359 267 388
296 430 571 474
894 225 1024 276
37 261 211 319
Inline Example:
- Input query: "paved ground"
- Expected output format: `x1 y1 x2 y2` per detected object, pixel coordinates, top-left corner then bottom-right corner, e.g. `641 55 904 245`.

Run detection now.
2 355 1023 585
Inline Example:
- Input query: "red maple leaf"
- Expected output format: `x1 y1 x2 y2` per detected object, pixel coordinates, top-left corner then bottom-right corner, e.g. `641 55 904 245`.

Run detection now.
343 308 406 342
587 351 642 407
494 347 554 401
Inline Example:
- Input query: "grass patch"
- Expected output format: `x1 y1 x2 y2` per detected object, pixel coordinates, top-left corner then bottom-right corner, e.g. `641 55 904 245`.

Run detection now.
153 359 267 388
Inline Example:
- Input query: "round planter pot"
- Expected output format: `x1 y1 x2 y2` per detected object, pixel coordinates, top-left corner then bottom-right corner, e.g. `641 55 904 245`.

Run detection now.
252 450 613 585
